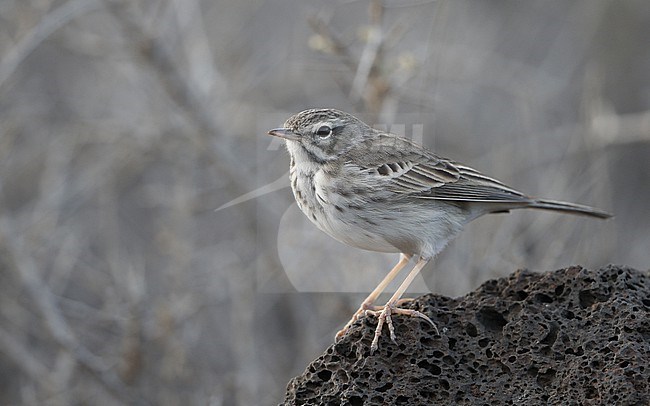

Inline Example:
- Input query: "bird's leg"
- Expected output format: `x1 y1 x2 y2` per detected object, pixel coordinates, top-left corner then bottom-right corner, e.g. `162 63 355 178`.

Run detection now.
369 257 438 353
335 254 411 342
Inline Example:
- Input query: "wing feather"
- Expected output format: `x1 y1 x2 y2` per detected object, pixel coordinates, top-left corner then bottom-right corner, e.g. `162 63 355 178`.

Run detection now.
346 133 531 204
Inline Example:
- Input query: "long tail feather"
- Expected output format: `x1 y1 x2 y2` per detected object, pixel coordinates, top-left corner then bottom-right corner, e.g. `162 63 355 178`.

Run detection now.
528 199 612 219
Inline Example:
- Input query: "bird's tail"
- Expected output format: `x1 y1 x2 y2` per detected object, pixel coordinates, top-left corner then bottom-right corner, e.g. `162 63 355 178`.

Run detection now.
528 198 612 219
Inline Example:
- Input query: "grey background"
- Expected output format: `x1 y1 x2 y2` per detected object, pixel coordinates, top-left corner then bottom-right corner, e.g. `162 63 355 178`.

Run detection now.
0 0 649 404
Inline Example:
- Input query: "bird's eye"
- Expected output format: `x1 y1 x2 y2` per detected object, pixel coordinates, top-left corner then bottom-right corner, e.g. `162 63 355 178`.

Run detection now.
315 125 332 138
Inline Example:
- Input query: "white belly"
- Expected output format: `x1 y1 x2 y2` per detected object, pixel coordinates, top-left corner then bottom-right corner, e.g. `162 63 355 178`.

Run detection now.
289 155 465 258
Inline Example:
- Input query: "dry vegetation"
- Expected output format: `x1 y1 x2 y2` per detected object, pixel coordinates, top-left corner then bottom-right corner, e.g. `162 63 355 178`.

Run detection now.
0 0 648 404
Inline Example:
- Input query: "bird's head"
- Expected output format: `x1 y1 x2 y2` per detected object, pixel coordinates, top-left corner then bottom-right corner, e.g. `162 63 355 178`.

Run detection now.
268 108 372 163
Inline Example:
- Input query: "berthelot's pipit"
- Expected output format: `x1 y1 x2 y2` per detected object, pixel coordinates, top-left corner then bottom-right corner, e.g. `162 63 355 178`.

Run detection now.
268 108 611 352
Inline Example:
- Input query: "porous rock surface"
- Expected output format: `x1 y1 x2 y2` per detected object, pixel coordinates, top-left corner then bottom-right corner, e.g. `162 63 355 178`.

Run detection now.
281 266 650 405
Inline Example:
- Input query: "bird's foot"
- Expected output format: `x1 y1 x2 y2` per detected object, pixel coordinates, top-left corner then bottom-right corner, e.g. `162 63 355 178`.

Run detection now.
335 300 378 342
366 302 438 354
334 298 421 342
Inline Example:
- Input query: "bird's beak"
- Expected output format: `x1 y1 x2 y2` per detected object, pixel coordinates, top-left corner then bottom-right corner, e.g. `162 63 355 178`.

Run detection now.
267 128 301 141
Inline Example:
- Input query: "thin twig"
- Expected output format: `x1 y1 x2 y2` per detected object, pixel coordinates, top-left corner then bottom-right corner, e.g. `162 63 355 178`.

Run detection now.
0 0 103 93
0 325 51 385
0 226 148 405
349 0 385 108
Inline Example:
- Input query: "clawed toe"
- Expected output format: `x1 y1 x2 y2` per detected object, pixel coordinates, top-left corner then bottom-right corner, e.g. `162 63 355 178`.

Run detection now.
335 301 381 342
369 304 438 353
336 296 439 353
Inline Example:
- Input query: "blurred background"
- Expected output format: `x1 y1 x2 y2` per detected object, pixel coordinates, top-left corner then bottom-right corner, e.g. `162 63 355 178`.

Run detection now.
1 0 649 404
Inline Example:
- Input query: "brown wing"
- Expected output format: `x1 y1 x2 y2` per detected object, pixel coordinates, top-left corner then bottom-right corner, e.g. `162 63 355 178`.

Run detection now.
415 163 531 203
349 134 532 204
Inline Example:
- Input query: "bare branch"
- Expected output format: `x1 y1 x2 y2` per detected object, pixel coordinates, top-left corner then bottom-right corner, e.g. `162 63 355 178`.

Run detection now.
0 0 103 93
0 325 51 385
0 226 147 405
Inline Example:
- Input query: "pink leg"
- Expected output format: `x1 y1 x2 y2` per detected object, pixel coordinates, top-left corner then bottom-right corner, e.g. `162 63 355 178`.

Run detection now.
335 254 411 341
369 257 438 353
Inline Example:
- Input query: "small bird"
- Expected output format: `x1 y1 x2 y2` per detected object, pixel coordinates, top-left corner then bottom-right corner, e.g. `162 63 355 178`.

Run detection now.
268 108 611 353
